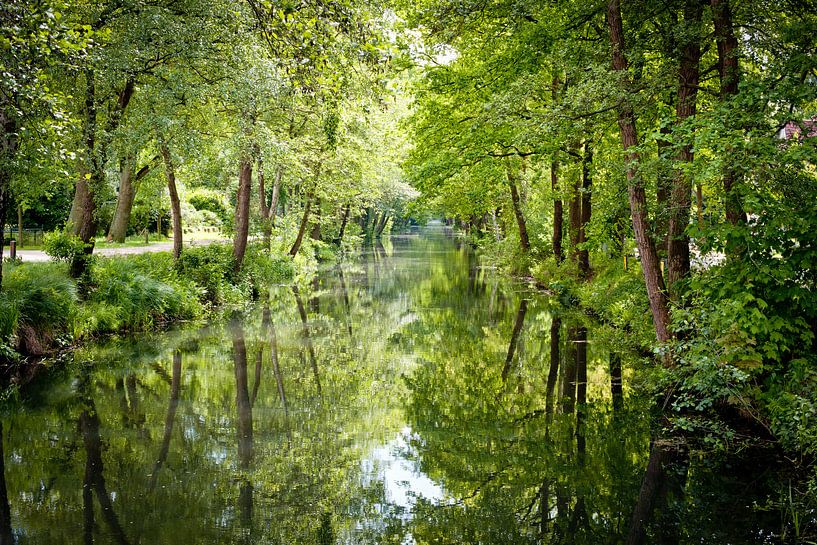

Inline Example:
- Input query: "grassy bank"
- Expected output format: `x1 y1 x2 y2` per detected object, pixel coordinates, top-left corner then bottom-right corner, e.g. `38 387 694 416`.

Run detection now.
0 243 294 381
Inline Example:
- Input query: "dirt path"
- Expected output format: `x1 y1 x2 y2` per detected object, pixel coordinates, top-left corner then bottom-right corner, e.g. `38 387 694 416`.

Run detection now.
9 239 226 263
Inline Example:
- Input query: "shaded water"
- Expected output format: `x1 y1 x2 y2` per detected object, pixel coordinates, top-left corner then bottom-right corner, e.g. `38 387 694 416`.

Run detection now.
0 226 787 543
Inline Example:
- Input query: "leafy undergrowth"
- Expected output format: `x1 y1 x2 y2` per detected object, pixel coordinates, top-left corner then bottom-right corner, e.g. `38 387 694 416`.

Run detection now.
0 243 294 369
526 249 817 464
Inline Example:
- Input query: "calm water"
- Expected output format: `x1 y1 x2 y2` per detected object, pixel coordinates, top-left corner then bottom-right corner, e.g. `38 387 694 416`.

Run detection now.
0 227 787 543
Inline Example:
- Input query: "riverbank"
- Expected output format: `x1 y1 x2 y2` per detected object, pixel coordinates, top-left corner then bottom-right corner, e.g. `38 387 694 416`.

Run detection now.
0 242 294 387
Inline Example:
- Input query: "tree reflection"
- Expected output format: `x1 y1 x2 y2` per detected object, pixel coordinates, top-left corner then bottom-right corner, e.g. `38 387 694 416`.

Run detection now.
0 423 12 545
232 323 254 530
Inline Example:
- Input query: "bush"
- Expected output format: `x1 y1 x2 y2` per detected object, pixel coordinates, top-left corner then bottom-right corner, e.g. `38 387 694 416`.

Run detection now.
89 256 204 331
1 263 77 355
42 230 86 263
187 189 232 229
174 243 237 304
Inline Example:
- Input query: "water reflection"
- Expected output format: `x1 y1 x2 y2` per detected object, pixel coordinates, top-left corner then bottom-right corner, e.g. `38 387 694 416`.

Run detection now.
0 226 791 543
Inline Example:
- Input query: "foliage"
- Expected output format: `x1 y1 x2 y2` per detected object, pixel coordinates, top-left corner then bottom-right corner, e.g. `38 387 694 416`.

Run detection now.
42 230 86 263
0 262 77 355
89 256 204 332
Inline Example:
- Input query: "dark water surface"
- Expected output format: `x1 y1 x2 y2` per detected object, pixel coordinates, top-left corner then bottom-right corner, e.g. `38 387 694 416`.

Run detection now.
1 227 787 543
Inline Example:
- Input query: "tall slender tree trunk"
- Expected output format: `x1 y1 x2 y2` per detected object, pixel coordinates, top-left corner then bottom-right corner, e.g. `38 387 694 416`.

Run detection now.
507 162 530 253
270 165 283 228
1 98 20 291
16 206 22 248
569 170 581 265
579 143 593 278
233 157 252 271
551 76 564 262
160 141 183 260
257 154 271 251
667 0 702 296
0 186 6 291
606 0 672 346
289 190 313 257
552 160 564 262
655 125 672 257
712 0 746 229
310 197 322 241
335 204 350 244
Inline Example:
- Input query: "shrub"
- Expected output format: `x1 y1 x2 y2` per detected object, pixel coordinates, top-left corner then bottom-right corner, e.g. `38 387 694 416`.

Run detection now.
42 230 86 263
90 257 203 330
2 263 77 355
187 189 232 228
241 245 295 292
174 243 236 304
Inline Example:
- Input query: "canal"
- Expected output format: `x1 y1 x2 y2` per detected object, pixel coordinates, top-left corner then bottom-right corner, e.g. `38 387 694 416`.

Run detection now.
0 226 785 543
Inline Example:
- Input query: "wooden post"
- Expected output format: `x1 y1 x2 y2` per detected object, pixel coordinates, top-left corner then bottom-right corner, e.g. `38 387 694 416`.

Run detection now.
9 240 16 260
624 254 629 271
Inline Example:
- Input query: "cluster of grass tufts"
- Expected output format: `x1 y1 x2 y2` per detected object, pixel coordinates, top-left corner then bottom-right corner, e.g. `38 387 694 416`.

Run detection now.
0 244 294 364
1 263 78 357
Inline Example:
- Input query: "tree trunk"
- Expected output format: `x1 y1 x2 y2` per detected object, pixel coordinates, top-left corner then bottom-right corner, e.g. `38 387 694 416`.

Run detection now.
655 125 672 257
606 0 672 346
375 211 390 238
667 0 702 296
233 157 252 271
569 170 581 265
579 143 593 278
310 197 322 241
68 174 87 233
257 154 271 250
16 206 22 248
71 75 135 278
0 186 6 291
160 142 183 260
108 164 135 242
1 96 20 290
552 160 563 262
507 162 530 253
270 164 283 228
289 190 313 257
335 204 351 244
712 0 747 228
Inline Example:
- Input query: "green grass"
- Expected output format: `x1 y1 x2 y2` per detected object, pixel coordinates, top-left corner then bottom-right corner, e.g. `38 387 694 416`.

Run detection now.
0 244 294 364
